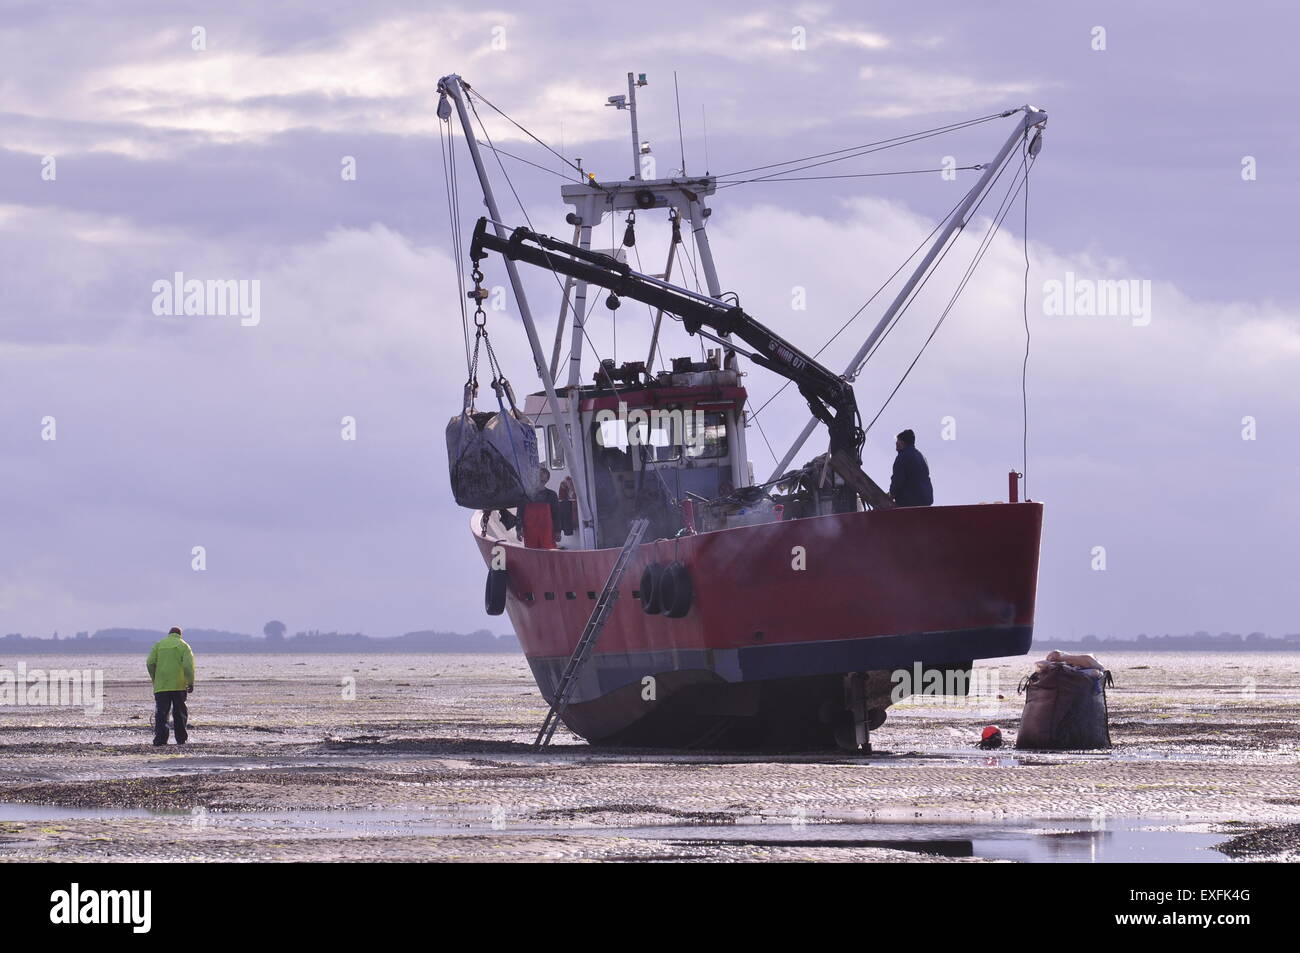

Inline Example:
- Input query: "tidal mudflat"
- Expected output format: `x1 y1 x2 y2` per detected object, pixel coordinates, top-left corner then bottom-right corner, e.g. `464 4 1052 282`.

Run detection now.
1 652 1296 862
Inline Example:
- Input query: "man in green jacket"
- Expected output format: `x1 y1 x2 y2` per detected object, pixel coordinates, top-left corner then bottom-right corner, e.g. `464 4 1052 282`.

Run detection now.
147 626 195 746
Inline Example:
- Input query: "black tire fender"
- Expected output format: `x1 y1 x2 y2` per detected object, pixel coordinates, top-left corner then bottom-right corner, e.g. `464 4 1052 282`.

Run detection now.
639 563 664 614
659 561 693 618
485 568 508 616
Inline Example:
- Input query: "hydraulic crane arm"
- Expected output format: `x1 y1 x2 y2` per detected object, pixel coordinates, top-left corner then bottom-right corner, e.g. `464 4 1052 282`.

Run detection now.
469 216 866 464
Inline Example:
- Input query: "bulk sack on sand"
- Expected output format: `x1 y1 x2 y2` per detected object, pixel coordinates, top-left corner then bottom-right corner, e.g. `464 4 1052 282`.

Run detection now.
1015 651 1114 750
446 409 541 510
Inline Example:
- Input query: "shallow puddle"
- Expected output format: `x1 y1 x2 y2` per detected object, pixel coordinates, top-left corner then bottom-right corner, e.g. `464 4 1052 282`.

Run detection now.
643 818 1230 862
0 803 1232 861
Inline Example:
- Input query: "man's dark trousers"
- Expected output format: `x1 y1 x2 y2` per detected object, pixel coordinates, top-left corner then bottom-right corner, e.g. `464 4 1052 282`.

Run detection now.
154 690 189 745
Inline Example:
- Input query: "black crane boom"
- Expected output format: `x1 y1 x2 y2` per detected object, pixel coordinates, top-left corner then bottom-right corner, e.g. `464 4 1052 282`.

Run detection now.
469 217 866 464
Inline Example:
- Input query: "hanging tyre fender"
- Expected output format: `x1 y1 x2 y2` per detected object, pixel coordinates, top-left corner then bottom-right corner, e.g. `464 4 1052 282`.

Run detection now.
639 563 665 615
485 568 508 616
658 561 693 619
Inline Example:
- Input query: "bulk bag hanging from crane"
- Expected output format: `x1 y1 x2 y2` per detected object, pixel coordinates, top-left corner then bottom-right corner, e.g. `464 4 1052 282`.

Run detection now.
446 304 542 511
445 402 541 510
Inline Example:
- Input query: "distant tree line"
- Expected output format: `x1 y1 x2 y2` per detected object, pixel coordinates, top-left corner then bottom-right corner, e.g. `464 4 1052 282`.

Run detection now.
1045 630 1300 651
1 625 520 654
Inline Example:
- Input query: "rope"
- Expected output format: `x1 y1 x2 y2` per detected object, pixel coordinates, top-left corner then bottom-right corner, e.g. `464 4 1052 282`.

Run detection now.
467 86 593 184
1021 135 1032 498
473 138 573 181
863 150 1032 435
611 212 617 363
718 116 1026 429
749 187 969 422
714 111 1007 179
438 119 472 370
493 373 528 490
630 241 669 374
467 90 599 398
746 398 779 467
468 95 539 233
715 164 983 189
468 88 625 389
850 147 1027 381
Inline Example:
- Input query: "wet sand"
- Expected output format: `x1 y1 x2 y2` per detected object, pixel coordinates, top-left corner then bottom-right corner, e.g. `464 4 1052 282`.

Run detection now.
0 652 1296 862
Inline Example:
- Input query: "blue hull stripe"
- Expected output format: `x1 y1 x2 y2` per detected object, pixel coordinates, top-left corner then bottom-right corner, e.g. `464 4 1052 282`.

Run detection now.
528 626 1033 705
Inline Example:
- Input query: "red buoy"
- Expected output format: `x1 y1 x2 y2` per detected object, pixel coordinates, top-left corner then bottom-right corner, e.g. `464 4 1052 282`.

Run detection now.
979 724 1004 749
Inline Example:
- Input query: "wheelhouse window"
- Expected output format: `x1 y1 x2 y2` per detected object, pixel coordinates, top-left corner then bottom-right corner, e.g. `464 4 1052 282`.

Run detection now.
595 418 629 450
684 410 728 459
534 424 566 470
647 415 680 463
595 414 676 458
592 407 729 464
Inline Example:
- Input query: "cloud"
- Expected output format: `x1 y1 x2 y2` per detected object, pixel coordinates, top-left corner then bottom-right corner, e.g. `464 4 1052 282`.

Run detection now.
0 2 1031 161
0 209 537 634
855 66 1040 119
1 11 520 153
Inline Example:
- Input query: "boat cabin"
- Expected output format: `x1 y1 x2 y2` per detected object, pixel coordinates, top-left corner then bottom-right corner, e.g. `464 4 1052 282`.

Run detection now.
519 349 761 550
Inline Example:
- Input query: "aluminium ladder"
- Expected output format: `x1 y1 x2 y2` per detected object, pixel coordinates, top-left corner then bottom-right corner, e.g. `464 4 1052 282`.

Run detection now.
534 518 650 747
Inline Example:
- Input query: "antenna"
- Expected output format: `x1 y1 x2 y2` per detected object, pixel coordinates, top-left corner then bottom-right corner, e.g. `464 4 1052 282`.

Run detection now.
702 104 710 174
673 71 686 176
607 72 648 180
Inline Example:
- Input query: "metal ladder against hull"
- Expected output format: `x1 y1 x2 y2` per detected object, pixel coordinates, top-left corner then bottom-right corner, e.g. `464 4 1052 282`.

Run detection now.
534 518 650 747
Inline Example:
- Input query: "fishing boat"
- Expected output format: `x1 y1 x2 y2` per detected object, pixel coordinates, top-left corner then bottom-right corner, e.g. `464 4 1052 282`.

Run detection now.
438 72 1047 750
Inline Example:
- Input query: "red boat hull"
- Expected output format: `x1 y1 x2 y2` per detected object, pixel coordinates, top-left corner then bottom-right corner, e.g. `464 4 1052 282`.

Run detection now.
474 502 1043 747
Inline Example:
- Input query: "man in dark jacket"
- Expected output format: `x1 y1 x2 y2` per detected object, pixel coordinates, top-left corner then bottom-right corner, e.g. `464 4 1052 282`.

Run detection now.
889 429 934 507
526 466 563 547
498 466 559 539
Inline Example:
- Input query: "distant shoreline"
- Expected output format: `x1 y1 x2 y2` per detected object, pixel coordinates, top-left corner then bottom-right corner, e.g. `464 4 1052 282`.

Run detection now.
3 641 1297 656
0 644 524 655
1043 643 1300 653
1 628 521 655
1040 639 1300 655
6 625 1297 658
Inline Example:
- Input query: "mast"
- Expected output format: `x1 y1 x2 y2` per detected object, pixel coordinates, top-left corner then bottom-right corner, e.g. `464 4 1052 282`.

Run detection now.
627 73 643 181
767 105 1047 481
645 233 679 368
565 221 595 390
548 223 582 380
439 74 597 548
606 72 648 181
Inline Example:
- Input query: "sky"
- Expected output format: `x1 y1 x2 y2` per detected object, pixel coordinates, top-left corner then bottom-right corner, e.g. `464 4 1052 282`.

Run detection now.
2 1 1297 641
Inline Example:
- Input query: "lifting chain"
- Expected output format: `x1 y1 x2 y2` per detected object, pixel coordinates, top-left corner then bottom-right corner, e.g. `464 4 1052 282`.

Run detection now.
463 260 517 415
469 264 489 329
